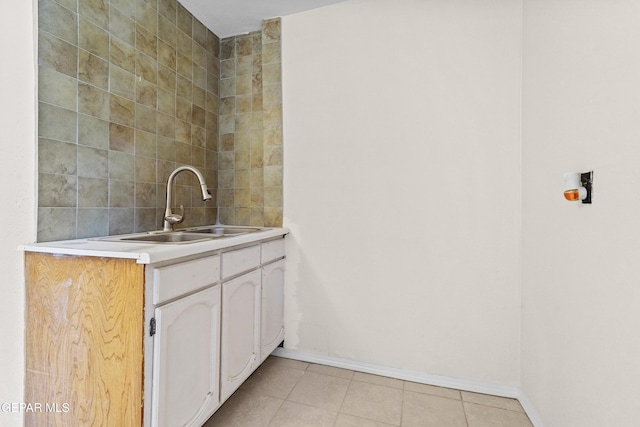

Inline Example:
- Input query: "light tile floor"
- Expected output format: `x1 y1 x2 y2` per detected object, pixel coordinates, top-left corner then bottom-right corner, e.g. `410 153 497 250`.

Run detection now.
204 356 533 427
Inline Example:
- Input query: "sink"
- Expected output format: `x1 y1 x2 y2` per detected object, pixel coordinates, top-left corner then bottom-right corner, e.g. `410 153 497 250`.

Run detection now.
92 225 265 244
182 226 263 236
116 233 220 244
94 232 220 244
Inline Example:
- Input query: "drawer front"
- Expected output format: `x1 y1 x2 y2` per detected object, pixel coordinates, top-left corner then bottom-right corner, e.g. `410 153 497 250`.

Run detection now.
153 255 220 305
222 245 261 279
261 238 285 264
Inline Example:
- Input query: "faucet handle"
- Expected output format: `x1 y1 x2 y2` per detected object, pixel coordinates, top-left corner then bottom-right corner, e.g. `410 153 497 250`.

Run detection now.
165 205 185 225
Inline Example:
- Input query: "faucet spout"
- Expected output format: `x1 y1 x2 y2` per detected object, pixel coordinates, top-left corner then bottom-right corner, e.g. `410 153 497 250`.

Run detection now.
164 166 212 231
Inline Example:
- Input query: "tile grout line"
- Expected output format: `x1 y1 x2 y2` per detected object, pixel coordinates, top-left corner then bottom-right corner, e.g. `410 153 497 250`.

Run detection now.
260 360 311 427
267 361 313 426
461 391 528 414
265 397 285 427
297 362 350 426
281 361 342 425
464 400 530 414
461 399 470 427
403 383 467 404
399 386 405 427
332 373 354 427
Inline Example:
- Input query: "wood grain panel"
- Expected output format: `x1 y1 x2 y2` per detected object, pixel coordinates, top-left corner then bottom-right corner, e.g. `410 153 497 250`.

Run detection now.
25 253 145 427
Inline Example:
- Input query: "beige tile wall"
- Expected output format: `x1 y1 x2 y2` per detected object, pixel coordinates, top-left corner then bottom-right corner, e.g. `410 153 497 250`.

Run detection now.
217 18 283 227
38 1 282 241
262 19 284 227
37 0 220 241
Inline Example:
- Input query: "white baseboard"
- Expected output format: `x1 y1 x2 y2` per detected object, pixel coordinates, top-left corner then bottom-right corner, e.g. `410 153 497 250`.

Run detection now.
272 348 545 427
517 390 547 427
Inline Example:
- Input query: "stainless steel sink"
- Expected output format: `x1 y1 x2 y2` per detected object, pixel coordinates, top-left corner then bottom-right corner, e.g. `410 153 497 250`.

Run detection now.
93 225 265 244
182 226 263 236
117 233 220 243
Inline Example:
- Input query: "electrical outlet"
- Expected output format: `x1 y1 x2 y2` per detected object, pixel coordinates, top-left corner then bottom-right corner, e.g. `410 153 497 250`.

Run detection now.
580 171 593 204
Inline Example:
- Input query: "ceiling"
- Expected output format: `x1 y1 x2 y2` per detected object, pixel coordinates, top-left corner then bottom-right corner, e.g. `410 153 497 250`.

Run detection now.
179 0 347 38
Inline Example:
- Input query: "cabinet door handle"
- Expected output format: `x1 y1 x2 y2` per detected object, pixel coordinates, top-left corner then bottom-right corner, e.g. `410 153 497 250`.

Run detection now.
150 317 156 336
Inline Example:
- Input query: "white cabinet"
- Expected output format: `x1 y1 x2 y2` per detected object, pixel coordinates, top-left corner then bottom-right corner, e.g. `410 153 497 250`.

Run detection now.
261 259 285 363
149 236 286 426
220 269 262 401
151 285 221 427
152 255 220 305
222 245 261 279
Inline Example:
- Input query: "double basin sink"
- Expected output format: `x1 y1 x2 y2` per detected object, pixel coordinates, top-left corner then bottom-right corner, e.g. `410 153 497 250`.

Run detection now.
97 225 264 244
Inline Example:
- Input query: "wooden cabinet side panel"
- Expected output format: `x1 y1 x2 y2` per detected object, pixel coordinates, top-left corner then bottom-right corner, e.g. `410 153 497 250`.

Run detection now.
24 253 145 427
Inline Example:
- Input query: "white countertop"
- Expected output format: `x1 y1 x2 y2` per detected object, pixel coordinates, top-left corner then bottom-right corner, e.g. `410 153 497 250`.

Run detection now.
20 227 289 264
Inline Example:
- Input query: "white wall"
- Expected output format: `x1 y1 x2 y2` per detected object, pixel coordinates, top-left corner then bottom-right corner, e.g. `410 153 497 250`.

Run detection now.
282 0 523 386
521 1 640 426
0 1 36 426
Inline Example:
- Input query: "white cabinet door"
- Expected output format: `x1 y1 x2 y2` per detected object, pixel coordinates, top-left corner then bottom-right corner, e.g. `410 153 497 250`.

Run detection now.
261 260 285 362
220 269 261 401
152 286 221 427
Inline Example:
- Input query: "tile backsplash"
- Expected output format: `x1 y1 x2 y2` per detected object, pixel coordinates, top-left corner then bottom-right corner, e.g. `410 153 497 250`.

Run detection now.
217 18 283 227
37 0 282 242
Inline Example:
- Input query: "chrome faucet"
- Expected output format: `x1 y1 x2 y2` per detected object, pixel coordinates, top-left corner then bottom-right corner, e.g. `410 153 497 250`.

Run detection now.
163 166 212 231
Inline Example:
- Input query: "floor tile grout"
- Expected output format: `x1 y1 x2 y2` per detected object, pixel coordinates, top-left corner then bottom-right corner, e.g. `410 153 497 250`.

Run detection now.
331 375 352 426
399 387 405 427
265 397 284 427
462 400 527 414
462 396 471 427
